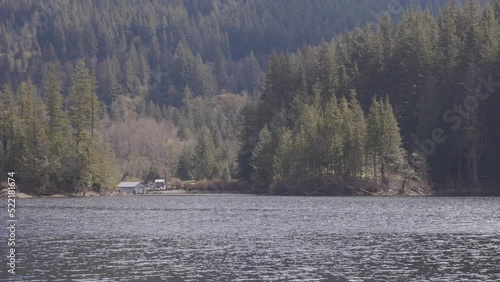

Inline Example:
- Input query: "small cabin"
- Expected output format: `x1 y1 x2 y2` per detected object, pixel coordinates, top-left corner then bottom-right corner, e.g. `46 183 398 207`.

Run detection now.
117 182 147 194
154 179 165 190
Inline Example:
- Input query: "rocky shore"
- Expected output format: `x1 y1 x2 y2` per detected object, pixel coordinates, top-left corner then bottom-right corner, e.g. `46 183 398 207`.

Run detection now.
1 179 497 198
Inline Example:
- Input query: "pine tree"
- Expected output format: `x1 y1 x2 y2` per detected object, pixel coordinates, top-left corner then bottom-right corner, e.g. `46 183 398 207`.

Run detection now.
349 91 366 179
338 96 353 179
67 61 106 192
110 78 128 121
297 91 324 176
17 79 48 192
293 125 307 177
0 84 18 172
43 63 66 155
69 60 99 152
316 42 338 102
182 86 194 129
193 126 217 180
437 1 461 73
251 125 274 192
366 97 383 179
82 139 118 192
18 79 47 153
176 147 194 181
323 94 342 175
366 96 405 183
481 2 498 60
89 71 100 137
237 102 258 181
244 51 261 93
273 128 292 180
381 97 404 181
214 46 228 88
257 52 283 127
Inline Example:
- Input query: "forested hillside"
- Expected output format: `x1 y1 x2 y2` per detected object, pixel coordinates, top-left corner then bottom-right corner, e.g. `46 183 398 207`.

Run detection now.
240 0 500 195
0 0 448 102
1 0 498 195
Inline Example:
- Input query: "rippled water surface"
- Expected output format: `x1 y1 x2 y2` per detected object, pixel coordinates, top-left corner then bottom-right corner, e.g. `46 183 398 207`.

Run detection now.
1 196 500 281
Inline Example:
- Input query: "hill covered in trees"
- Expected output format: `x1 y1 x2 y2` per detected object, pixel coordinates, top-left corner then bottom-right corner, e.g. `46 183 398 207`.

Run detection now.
0 0 449 103
240 0 500 195
1 0 499 195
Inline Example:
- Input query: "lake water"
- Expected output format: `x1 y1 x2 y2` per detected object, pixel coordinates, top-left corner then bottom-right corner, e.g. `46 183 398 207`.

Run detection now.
1 195 500 281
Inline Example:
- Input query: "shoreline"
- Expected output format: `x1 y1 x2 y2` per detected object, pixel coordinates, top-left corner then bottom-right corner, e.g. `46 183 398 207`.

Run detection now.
2 189 499 199
0 189 248 199
1 179 498 198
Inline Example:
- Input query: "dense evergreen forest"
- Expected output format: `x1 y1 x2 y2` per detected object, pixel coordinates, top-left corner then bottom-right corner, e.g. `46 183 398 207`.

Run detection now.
0 0 499 195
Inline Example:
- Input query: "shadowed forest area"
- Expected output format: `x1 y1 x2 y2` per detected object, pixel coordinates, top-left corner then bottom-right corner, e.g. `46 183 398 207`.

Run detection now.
0 0 499 195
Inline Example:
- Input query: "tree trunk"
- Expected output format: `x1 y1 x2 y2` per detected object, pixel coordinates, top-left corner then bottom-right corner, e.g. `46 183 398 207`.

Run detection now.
381 163 388 185
471 148 479 186
400 177 406 194
458 151 462 183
